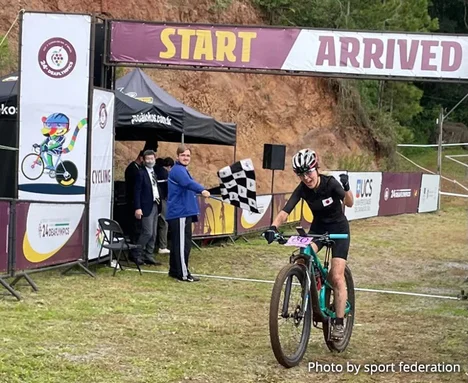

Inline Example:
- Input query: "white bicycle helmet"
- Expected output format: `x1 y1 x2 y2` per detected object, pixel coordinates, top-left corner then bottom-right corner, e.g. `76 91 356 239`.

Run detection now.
292 148 318 174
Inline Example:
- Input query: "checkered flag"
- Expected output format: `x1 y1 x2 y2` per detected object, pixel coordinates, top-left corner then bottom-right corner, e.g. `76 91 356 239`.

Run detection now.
217 159 260 213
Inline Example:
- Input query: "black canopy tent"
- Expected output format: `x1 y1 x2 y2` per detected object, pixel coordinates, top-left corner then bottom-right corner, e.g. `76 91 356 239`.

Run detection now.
0 72 19 198
114 68 237 146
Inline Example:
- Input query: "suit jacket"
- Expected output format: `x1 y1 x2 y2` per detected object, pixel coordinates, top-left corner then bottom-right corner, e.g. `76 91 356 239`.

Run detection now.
124 161 141 205
134 168 162 217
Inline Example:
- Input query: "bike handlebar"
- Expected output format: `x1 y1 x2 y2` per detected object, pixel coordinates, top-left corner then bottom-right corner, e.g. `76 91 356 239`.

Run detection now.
265 231 349 245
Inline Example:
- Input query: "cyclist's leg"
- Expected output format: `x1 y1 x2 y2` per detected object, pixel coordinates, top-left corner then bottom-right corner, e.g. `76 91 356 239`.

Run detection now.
329 235 350 338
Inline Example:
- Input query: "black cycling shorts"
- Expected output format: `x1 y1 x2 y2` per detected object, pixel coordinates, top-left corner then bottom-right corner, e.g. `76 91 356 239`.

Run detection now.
309 221 350 260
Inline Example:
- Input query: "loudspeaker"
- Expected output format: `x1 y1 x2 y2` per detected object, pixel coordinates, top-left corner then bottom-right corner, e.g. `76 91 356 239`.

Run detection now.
263 144 286 170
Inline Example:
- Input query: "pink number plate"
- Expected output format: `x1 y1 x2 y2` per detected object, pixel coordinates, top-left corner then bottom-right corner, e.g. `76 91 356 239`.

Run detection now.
285 236 313 247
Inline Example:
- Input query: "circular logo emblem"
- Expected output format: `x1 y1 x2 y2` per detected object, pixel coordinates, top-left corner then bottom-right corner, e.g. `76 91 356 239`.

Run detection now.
38 37 77 78
99 103 107 129
384 187 390 201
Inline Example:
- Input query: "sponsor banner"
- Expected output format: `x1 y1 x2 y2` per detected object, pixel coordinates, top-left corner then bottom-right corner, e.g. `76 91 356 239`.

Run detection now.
0 202 9 274
300 171 347 228
0 103 17 117
418 174 440 213
236 195 272 234
110 21 468 80
15 202 84 270
88 89 115 260
18 12 91 202
345 172 382 221
192 195 235 237
379 172 422 216
272 193 302 225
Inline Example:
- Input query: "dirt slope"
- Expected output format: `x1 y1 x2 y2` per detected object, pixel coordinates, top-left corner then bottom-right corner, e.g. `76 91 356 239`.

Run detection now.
0 0 375 193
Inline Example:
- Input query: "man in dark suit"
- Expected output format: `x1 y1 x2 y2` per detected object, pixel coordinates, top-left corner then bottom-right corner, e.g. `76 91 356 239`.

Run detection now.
124 150 144 243
134 150 162 266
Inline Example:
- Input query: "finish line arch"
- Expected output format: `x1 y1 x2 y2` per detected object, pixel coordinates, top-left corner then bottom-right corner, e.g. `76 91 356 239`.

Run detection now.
103 19 468 84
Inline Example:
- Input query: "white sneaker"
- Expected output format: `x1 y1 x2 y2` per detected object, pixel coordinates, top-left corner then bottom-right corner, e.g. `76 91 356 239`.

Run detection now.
159 248 170 254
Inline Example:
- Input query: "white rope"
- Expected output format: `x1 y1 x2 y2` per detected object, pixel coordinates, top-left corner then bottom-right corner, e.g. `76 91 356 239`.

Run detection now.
445 156 468 169
396 151 435 174
397 143 468 148
396 151 468 193
440 191 468 198
125 269 461 300
0 9 25 49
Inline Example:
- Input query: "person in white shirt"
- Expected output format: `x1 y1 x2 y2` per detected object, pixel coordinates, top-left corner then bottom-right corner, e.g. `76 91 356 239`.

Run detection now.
133 150 162 266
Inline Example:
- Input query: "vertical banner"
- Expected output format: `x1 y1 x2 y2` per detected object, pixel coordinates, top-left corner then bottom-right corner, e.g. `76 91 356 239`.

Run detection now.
378 172 422 216
88 89 115 260
236 195 272 234
18 12 91 202
15 202 84 270
300 171 347 228
0 201 9 274
418 174 440 213
345 172 382 221
192 196 235 237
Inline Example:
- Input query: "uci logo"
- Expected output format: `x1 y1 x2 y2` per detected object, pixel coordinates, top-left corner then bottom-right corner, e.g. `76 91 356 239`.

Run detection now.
356 179 373 198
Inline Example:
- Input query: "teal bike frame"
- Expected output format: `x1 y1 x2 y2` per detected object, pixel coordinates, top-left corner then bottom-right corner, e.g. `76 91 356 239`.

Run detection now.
278 232 351 324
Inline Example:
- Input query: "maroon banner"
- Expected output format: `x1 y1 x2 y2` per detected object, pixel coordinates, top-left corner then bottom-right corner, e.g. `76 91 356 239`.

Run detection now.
379 172 422 216
15 202 84 271
0 201 9 274
192 196 236 237
109 21 300 69
236 195 273 234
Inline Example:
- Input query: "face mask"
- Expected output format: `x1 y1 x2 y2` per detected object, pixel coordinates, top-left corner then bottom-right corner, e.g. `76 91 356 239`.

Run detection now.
145 161 155 168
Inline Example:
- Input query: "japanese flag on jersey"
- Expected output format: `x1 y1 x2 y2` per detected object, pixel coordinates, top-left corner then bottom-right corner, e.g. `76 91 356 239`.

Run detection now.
217 159 260 213
322 197 334 207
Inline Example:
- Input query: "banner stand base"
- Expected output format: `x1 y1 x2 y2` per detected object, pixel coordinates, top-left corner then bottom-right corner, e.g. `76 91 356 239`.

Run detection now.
61 260 96 278
0 277 22 301
10 272 39 293
191 240 202 252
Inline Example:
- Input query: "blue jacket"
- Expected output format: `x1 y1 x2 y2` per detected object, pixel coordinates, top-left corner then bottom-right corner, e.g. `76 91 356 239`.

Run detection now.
166 162 205 221
134 168 161 217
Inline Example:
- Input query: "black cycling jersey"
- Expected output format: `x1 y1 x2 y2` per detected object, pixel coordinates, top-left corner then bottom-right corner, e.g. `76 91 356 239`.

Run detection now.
283 174 348 232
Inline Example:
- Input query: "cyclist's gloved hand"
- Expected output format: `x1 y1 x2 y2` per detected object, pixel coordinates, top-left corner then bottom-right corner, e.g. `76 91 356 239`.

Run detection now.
262 226 278 244
339 173 350 192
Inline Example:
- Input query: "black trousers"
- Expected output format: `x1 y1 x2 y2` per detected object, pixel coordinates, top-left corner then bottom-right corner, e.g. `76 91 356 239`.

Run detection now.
168 216 192 280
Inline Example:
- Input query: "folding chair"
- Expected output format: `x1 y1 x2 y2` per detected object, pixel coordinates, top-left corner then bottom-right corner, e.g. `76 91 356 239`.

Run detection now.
97 218 143 276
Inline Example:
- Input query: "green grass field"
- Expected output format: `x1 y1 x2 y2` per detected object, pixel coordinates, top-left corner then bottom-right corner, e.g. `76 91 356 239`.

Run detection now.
1 204 467 383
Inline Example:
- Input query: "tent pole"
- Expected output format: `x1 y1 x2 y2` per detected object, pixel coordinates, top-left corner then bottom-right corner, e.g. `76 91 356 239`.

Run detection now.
181 133 185 144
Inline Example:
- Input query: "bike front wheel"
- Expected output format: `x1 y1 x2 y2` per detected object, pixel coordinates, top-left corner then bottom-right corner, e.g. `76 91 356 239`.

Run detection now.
269 263 312 368
21 153 44 181
322 265 355 353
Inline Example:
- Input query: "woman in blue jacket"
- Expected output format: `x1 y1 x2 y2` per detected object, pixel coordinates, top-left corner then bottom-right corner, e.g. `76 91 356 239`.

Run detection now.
167 145 210 282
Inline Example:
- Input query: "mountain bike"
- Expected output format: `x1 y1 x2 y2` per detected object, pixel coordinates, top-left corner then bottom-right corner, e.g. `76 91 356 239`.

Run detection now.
21 144 78 187
268 228 355 368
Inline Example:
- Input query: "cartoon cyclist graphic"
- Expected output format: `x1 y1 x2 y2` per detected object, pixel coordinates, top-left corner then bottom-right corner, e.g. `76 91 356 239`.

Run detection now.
40 113 69 170
21 113 87 187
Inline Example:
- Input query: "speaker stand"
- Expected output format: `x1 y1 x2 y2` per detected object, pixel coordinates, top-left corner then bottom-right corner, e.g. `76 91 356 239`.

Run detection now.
271 169 275 195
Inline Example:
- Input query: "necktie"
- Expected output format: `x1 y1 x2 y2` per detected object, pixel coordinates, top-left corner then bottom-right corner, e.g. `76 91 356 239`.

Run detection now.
151 171 160 203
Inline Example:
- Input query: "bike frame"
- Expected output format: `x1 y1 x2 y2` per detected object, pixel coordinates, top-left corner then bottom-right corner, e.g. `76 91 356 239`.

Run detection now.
36 147 64 173
281 235 351 325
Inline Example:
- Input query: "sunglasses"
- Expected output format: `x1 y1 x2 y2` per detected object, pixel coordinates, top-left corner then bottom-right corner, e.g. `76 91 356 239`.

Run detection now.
296 168 316 178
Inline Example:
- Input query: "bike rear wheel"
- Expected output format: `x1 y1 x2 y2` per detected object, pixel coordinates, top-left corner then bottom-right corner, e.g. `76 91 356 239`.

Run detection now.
322 265 355 352
269 263 312 368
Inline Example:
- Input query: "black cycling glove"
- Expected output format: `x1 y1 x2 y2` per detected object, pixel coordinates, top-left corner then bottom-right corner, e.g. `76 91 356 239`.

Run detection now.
263 226 278 244
339 173 350 192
